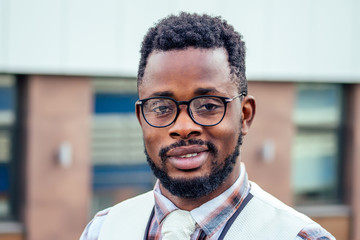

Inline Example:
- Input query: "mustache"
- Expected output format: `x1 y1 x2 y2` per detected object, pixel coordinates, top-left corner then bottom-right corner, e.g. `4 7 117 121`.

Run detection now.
158 139 218 162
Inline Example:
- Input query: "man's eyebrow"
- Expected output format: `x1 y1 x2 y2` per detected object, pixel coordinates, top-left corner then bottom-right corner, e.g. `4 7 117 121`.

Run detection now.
149 91 174 97
194 88 221 95
148 88 220 98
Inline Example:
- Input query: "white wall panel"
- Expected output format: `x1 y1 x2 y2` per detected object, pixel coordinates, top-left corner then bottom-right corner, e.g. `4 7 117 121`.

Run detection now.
242 0 359 81
0 0 10 68
6 0 65 71
65 0 174 75
0 0 359 82
65 0 123 72
112 0 174 75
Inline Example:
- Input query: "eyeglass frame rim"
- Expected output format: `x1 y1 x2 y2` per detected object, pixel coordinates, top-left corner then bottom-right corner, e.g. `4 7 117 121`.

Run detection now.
135 91 248 128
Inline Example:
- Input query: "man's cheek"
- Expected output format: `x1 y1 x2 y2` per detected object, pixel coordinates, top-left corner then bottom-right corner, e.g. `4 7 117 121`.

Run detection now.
144 138 160 159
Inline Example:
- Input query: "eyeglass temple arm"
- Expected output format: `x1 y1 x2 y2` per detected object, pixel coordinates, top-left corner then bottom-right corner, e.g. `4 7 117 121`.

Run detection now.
226 91 247 102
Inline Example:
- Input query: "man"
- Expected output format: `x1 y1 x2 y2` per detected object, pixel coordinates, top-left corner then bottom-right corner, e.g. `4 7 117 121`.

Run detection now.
81 12 335 239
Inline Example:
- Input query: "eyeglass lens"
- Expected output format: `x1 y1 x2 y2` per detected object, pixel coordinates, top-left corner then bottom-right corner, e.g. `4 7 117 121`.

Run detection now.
142 96 226 127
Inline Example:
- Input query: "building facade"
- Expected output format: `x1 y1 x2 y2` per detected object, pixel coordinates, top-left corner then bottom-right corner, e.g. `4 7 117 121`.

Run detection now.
0 1 359 240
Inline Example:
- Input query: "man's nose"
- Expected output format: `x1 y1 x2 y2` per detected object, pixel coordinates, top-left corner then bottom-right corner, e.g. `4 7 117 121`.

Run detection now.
168 106 202 139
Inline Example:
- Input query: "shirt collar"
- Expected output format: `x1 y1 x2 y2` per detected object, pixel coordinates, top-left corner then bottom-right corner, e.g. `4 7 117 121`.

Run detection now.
153 163 250 237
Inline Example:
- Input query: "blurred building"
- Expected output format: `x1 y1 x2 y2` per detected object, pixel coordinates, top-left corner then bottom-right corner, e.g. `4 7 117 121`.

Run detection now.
0 1 359 240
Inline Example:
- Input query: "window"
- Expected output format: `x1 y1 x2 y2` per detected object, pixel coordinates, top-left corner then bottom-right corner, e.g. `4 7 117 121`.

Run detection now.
0 75 15 220
292 84 343 205
91 78 154 215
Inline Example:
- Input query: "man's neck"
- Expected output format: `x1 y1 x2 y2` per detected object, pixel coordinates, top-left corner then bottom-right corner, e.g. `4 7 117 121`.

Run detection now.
159 166 241 211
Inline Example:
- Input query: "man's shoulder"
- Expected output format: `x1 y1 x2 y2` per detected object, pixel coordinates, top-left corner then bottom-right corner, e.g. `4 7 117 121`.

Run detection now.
80 207 111 240
111 190 154 211
241 182 335 239
296 224 336 240
80 191 154 240
223 181 315 239
249 181 313 224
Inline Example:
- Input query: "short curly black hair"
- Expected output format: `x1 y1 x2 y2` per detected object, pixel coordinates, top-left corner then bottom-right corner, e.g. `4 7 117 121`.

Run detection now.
137 12 247 94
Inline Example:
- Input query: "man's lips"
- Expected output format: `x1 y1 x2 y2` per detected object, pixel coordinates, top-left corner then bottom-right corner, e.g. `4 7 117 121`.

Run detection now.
166 146 209 170
167 145 208 157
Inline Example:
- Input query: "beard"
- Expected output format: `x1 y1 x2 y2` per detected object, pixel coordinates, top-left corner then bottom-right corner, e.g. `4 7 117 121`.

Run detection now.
144 134 243 199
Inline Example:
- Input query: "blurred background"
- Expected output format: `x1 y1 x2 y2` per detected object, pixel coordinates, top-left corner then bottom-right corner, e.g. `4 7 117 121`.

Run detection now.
0 0 359 239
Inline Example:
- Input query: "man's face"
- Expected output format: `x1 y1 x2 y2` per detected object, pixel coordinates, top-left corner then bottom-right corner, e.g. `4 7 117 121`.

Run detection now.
137 47 244 199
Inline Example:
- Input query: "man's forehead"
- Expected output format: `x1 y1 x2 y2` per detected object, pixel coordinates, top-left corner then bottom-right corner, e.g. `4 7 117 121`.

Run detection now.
137 47 237 98
141 48 230 81
138 80 237 101
146 47 229 64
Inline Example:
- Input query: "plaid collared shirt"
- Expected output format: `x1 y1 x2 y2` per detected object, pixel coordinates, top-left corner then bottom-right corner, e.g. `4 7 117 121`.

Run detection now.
80 163 336 240
146 163 335 240
147 163 251 240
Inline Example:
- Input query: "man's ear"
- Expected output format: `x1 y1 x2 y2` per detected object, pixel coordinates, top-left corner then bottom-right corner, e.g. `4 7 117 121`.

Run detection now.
135 103 143 127
241 95 256 136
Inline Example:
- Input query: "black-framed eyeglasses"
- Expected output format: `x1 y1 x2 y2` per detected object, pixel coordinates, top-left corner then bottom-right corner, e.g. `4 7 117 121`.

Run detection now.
136 92 247 128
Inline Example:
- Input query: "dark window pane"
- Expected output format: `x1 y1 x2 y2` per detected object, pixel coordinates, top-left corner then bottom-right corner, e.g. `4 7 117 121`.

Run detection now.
292 84 342 205
0 75 15 220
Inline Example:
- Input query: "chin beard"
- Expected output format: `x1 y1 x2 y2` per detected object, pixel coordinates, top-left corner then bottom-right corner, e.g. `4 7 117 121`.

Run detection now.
144 134 242 199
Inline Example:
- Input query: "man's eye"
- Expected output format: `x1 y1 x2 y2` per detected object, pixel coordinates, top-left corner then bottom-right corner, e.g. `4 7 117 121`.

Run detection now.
152 106 172 114
200 103 218 111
